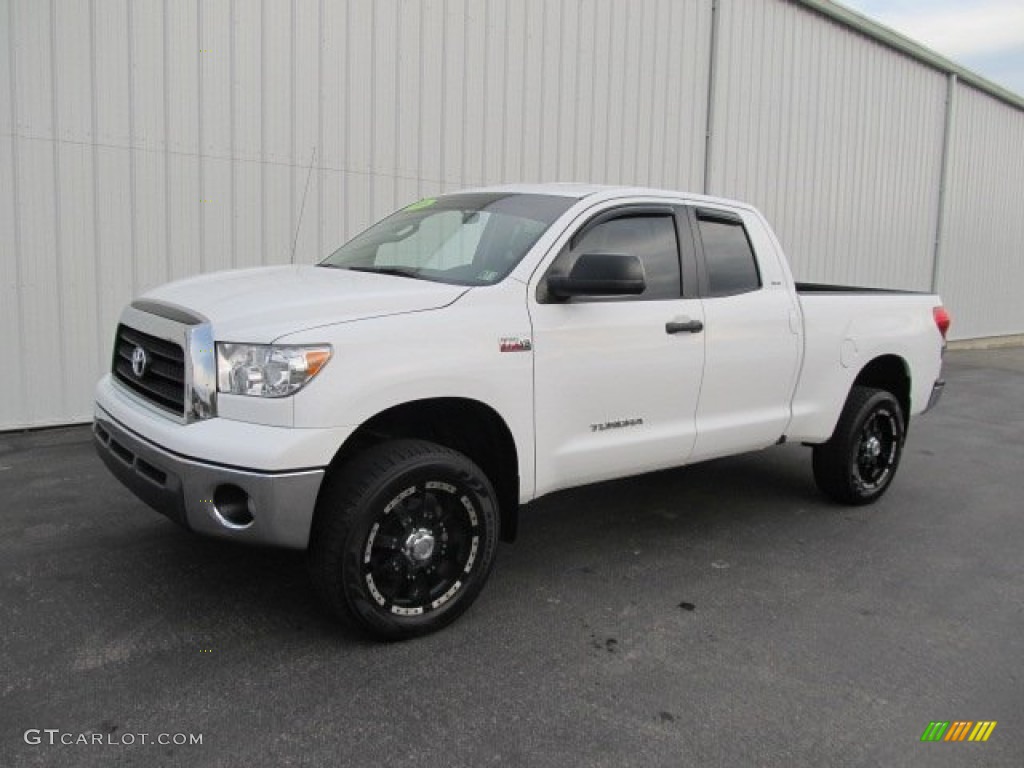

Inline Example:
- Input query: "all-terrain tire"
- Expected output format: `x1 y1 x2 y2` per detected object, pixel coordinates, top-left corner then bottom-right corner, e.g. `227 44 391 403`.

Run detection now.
812 386 906 505
308 439 499 640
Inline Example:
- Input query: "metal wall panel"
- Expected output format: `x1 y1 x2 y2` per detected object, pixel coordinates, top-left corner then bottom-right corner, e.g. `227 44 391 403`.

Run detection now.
93 0 131 147
937 83 1024 339
231 0 263 274
167 152 201 282
53 0 92 144
93 146 134 371
170 0 204 280
232 0 262 162
0 0 12 135
14 137 62 426
55 141 100 420
261 0 293 266
711 0 947 290
201 155 232 273
132 147 168 293
199 0 231 158
130 0 165 152
12 0 54 138
293 0 322 264
1 0 21 428
233 159 263 271
166 1 200 155
1 0 1020 429
342 0 373 234
0 130 21 429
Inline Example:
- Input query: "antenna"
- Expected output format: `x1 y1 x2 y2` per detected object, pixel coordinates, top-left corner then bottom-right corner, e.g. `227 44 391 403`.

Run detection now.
291 146 318 265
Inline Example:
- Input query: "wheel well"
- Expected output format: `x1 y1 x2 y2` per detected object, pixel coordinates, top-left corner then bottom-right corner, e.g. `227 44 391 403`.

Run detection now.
328 398 520 542
853 355 911 425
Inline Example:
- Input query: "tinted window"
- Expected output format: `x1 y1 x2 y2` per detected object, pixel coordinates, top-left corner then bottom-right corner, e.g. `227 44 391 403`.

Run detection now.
552 214 681 301
697 217 761 296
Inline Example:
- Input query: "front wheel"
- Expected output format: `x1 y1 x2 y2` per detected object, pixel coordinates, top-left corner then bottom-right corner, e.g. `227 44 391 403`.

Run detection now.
308 439 499 640
812 386 906 505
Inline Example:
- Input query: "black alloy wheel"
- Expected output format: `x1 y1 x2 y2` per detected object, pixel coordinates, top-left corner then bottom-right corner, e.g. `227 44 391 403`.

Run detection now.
362 479 482 617
852 406 900 493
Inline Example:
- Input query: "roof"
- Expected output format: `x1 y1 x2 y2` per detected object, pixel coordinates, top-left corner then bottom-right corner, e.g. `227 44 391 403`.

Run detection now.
457 182 752 209
458 182 617 199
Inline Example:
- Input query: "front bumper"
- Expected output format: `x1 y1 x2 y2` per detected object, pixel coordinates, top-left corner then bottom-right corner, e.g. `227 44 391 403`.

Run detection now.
94 409 325 549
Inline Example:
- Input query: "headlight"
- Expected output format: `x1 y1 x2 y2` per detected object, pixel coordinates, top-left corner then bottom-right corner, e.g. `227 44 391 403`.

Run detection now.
216 343 332 397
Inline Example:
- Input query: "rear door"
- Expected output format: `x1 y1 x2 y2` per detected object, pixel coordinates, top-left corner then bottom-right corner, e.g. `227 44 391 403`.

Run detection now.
688 205 802 460
529 205 706 496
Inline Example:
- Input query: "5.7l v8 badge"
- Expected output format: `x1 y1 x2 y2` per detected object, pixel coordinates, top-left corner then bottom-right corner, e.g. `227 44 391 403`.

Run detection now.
499 337 532 353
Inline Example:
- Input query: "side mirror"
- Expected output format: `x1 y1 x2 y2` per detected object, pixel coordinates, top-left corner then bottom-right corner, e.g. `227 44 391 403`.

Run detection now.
546 253 646 299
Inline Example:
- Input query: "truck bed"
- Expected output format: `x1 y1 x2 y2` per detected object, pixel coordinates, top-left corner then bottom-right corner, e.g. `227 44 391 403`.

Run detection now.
795 282 927 295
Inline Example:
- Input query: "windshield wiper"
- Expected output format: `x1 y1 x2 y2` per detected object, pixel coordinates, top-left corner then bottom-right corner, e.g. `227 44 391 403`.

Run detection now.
342 265 424 280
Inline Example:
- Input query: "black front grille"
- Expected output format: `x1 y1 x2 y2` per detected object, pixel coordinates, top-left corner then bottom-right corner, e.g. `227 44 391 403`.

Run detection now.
113 324 186 415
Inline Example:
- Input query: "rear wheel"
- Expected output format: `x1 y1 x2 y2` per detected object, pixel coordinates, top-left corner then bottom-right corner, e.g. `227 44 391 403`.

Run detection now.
308 439 499 640
812 386 906 505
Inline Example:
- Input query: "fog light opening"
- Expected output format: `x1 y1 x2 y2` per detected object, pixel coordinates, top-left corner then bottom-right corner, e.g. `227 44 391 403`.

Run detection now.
212 484 254 529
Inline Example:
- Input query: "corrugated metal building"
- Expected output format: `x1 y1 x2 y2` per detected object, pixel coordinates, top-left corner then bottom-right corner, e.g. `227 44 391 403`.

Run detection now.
2 0 1023 430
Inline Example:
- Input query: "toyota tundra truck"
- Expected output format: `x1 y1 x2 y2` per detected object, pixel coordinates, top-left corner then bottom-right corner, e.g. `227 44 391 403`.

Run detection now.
94 184 949 639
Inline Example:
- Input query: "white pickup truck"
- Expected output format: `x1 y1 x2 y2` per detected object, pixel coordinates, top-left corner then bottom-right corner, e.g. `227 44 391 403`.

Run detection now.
94 184 949 638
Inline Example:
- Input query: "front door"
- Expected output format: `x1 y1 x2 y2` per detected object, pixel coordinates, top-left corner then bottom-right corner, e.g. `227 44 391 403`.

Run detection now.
530 207 706 497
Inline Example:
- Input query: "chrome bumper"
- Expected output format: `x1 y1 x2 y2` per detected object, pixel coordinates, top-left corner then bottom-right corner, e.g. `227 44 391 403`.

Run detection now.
93 410 324 549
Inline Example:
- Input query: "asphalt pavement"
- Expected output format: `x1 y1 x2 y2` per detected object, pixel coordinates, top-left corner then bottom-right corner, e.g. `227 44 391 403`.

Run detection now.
2 348 1022 767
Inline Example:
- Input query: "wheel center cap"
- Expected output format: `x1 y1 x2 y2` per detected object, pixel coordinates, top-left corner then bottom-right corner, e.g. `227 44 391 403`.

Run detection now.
865 436 882 458
404 528 436 562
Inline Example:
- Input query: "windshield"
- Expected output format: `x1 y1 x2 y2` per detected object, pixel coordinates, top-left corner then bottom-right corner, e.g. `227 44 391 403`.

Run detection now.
319 193 575 286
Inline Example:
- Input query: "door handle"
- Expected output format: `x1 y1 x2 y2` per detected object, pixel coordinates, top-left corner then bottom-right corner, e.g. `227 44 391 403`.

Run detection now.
665 318 704 334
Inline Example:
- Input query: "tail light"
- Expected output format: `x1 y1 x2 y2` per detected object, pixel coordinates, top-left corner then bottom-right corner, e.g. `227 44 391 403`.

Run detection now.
933 306 951 340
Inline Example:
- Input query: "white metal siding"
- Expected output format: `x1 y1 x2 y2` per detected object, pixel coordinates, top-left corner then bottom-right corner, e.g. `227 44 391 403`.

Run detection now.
937 83 1024 340
0 0 1021 429
711 0 947 290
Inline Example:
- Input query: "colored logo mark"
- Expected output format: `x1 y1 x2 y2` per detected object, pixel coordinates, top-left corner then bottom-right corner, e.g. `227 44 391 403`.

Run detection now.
921 721 997 742
499 336 532 353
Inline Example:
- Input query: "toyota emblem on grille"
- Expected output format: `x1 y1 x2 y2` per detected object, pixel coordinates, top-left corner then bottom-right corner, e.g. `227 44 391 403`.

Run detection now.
131 345 149 378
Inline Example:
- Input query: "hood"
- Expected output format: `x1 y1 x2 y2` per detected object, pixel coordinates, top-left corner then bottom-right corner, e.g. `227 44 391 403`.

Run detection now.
141 266 469 342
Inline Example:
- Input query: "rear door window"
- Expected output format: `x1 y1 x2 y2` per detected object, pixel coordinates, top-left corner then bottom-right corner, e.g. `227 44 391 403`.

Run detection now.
696 212 761 297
